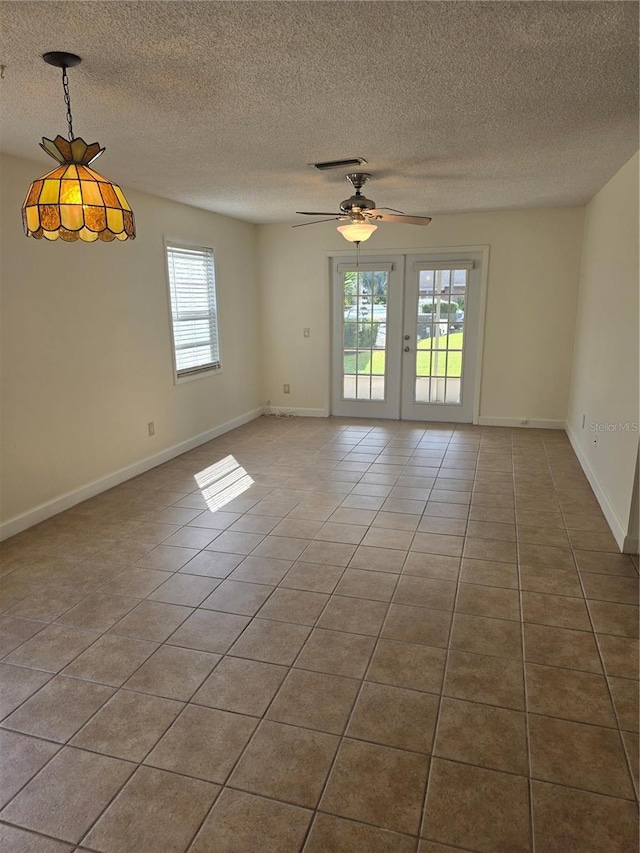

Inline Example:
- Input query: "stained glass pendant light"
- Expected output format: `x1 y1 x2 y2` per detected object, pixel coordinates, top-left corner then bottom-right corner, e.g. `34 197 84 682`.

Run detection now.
22 52 135 242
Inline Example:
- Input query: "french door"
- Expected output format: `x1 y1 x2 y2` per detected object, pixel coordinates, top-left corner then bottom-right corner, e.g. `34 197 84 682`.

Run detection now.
331 250 484 422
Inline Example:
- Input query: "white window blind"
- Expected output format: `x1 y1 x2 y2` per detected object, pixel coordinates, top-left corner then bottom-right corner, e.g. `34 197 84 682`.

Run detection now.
166 243 221 377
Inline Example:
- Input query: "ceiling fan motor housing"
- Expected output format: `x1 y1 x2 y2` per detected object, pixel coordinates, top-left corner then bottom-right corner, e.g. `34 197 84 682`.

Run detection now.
340 172 375 213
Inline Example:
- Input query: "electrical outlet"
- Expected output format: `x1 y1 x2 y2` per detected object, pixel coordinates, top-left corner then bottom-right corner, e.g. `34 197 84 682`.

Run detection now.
303 328 311 338
148 422 155 437
283 384 290 394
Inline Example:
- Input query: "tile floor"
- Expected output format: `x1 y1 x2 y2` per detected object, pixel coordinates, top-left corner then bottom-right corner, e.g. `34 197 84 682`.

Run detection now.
0 416 638 853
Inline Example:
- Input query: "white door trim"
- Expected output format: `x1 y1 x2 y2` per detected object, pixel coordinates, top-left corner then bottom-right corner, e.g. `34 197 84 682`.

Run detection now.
325 245 489 424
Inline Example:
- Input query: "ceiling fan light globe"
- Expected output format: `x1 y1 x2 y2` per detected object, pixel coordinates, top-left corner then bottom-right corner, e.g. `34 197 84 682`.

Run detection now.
337 221 377 243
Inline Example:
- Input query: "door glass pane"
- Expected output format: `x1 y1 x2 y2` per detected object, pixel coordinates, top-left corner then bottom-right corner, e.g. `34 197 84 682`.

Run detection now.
414 268 467 403
342 269 388 401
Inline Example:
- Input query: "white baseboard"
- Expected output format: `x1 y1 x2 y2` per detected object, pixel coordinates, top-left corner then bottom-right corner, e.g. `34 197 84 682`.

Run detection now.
565 423 630 552
264 406 328 418
0 407 264 542
478 417 565 429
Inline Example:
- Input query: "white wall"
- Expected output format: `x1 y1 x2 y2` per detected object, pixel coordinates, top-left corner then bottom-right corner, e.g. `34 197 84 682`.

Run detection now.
258 207 585 422
0 153 262 535
566 152 639 552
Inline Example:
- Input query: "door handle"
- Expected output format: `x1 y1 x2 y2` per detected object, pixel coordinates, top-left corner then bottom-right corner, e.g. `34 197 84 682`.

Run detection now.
403 346 410 352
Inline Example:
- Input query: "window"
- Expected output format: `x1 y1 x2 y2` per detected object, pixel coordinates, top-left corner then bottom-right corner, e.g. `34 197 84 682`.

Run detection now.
165 242 221 378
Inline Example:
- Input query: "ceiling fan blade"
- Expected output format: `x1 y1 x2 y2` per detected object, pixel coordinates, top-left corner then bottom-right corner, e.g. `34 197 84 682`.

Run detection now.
296 211 342 216
370 211 432 226
292 218 339 228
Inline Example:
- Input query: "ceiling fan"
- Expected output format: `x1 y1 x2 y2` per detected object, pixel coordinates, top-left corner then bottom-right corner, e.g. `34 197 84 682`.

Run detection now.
294 172 432 243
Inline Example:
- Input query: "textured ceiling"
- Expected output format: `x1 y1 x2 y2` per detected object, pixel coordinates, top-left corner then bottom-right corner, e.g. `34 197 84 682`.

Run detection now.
1 1 637 223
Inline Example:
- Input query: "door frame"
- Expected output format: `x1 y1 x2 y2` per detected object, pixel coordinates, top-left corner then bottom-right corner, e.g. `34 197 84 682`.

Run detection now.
326 245 489 424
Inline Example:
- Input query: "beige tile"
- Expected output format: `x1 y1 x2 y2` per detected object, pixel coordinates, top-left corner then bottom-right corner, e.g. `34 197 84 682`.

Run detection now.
609 675 639 732
162 527 220 548
466 520 516 542
230 618 310 665
434 697 528 774
393 575 456 611
257 587 329 625
382 603 451 648
597 634 639 679
192 656 287 716
373 511 420 531
6 588 87 623
320 738 429 835
136 544 199 570
252 535 309 560
305 813 415 853
411 532 464 557
70 689 182 761
300 541 357 567
0 730 60 809
125 644 219 700
0 616 46 657
460 557 518 589
531 780 638 853
55 592 139 631
200 579 272 615
424 501 469 520
529 715 634 798
347 681 438 752
146 573 220 606
4 624 100 672
349 544 407 573
179 550 243 578
317 595 388 636
314 522 367 545
520 564 582 596
98 568 172 597
335 568 397 602
418 840 465 853
517 525 569 547
0 746 134 843
190 511 242 530
456 582 520 621
2 675 113 742
588 600 639 638
445 650 525 710
581 573 639 605
0 824 74 852
229 719 339 807
110 600 192 642
190 788 311 853
402 552 460 581
228 515 281 535
295 627 375 678
270 518 324 539
463 537 517 563
84 765 218 853
361 527 415 551
471 505 516 524
367 639 446 694
526 662 616 726
521 591 591 630
146 704 256 782
622 730 639 796
524 622 602 672
62 633 158 686
0 664 52 718
574 550 638 576
267 669 359 734
450 612 522 659
518 543 574 569
165 609 249 653
418 516 467 536
280 561 345 593
422 758 530 853
229 555 293 585
205 531 265 555
568 530 620 552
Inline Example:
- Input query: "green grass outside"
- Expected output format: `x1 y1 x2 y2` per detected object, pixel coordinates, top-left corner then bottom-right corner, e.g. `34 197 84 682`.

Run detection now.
344 331 463 377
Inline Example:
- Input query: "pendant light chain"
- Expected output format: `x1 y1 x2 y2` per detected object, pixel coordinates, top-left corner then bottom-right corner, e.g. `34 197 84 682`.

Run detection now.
61 66 74 141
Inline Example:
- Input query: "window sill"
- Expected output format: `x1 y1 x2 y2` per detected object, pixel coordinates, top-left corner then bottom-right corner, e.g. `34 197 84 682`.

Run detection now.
174 366 223 385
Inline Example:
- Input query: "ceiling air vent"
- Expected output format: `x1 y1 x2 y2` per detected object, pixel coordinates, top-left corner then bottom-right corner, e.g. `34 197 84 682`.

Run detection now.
311 157 368 171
